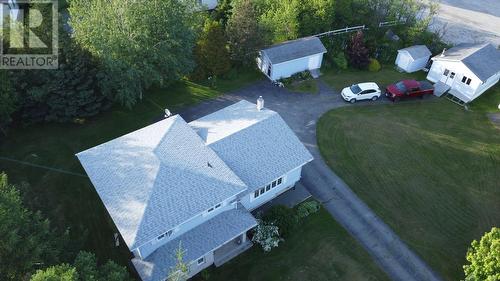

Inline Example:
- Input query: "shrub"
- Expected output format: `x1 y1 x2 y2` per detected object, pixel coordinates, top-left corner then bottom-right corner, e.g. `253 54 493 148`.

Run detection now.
368 58 381 72
296 201 321 219
263 205 297 238
252 220 282 252
332 52 348 70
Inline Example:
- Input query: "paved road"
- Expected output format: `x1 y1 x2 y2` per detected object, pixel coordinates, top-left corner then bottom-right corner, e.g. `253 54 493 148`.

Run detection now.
423 0 500 46
180 80 442 281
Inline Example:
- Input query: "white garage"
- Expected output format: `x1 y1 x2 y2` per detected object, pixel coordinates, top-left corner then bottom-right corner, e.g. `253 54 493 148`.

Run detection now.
395 45 432 73
257 37 327 81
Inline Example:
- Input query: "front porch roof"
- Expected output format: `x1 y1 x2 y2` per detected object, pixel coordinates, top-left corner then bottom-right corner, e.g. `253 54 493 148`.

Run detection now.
132 207 257 281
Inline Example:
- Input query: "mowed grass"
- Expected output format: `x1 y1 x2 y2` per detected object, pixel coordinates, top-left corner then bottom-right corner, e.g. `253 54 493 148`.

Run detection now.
470 84 500 113
317 99 500 280
0 70 262 266
322 66 427 92
197 208 388 281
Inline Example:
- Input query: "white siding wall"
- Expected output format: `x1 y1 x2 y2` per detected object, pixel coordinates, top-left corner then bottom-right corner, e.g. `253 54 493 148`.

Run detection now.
471 72 500 101
240 166 303 211
270 53 324 81
187 252 215 277
135 195 239 259
396 51 430 73
395 51 412 71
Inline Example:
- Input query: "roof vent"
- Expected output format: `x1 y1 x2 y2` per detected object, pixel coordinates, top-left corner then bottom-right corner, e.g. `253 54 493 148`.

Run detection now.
440 48 446 57
164 108 172 118
257 96 264 111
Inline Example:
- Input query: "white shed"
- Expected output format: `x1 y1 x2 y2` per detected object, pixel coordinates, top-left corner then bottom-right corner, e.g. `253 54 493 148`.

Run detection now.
426 43 500 103
395 45 432 73
257 37 327 81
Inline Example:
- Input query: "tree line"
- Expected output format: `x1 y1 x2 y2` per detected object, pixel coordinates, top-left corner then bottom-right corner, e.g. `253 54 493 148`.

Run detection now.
0 0 445 134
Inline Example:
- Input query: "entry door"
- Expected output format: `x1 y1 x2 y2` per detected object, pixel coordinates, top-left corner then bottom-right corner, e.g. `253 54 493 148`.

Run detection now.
440 69 455 86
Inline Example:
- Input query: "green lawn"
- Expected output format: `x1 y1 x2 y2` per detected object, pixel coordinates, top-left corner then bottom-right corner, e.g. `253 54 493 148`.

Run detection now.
196 208 388 281
317 100 500 281
470 84 500 113
322 66 427 92
0 70 262 266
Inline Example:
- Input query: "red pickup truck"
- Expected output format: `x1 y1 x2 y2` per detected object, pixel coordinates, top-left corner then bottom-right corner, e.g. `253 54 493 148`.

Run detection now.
385 80 434 101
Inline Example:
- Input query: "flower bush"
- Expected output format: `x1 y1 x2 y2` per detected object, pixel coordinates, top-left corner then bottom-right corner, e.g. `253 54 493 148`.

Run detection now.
252 220 282 252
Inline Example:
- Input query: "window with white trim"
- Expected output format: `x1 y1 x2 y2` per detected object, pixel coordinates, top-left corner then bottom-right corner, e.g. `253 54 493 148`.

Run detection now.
197 257 205 265
253 177 283 199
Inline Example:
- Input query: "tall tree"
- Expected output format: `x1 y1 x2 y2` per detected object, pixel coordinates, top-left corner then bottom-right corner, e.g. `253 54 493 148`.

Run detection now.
346 31 370 69
0 173 64 280
463 227 500 281
299 0 335 36
259 0 300 43
69 0 202 107
213 0 233 26
193 19 231 79
226 0 266 64
0 70 16 135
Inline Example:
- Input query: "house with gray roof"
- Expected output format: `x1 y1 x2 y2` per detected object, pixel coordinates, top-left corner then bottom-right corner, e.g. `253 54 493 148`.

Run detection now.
257 36 327 80
426 43 500 103
395 45 432 73
77 99 313 281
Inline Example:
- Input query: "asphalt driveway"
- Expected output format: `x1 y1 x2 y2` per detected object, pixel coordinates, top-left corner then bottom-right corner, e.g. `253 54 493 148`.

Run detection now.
180 80 442 281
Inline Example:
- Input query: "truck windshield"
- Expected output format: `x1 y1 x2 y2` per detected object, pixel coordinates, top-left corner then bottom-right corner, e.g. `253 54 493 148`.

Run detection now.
395 82 407 93
350 84 362 94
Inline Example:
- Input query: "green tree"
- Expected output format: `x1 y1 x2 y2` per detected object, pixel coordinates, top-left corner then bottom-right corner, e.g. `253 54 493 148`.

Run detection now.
168 242 189 281
226 0 266 64
193 19 231 79
69 0 201 107
463 227 500 281
0 70 16 135
0 173 63 280
259 0 300 43
213 0 233 26
30 264 78 281
73 252 99 281
299 0 335 36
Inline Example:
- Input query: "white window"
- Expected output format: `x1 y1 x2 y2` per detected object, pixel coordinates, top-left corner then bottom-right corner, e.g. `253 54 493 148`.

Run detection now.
277 177 282 185
215 203 222 209
254 190 260 198
197 257 205 265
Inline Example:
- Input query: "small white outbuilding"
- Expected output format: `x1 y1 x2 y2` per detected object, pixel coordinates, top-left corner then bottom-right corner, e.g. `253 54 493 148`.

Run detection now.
395 45 432 73
257 37 327 81
426 43 500 103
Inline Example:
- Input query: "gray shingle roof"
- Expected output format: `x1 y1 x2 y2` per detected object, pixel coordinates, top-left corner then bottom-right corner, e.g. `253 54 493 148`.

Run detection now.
190 101 313 191
132 207 257 281
398 45 431 60
261 36 327 65
433 43 500 81
76 115 247 250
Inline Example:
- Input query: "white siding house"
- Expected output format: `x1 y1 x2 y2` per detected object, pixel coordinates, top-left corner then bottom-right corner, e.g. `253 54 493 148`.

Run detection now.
257 37 327 81
395 45 432 73
427 43 500 103
77 100 313 281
